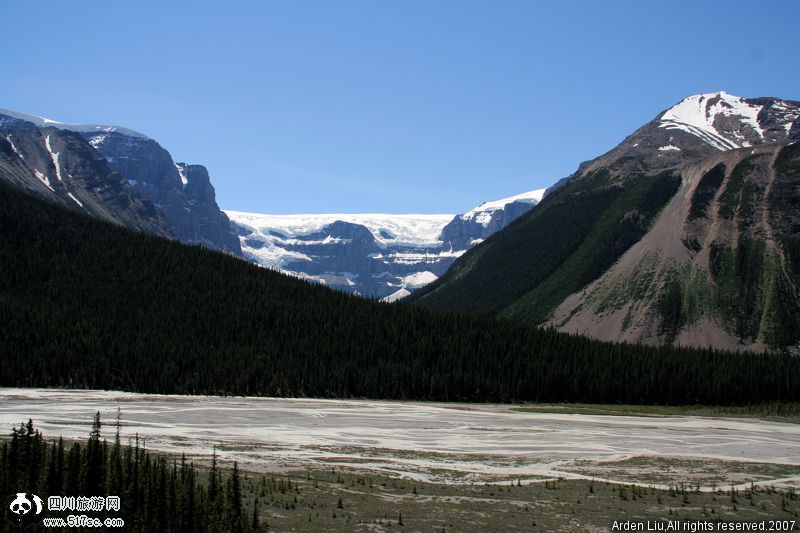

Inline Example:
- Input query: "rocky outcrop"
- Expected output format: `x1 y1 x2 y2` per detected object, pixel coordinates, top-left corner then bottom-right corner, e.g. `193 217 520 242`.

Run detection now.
0 107 241 255
0 122 170 235
84 132 241 255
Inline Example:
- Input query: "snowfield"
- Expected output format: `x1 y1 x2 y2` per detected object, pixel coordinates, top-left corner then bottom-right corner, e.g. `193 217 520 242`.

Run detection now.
226 211 454 250
1 389 798 487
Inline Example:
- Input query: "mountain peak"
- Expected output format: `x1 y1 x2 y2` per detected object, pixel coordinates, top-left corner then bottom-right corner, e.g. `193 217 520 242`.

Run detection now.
658 92 798 151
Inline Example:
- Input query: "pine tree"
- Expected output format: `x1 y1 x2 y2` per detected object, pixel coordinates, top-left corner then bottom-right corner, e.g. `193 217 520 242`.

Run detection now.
251 497 260 532
81 411 104 495
108 407 124 495
226 462 244 533
65 442 81 496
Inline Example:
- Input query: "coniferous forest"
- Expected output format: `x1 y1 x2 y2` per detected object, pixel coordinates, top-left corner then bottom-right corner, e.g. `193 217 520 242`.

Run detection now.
0 416 258 533
1 181 799 405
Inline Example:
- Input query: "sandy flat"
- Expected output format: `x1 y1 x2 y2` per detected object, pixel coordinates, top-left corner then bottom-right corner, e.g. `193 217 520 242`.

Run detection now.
1 388 797 486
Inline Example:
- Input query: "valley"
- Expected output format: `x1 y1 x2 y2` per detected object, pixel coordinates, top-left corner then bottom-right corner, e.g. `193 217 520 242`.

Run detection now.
3 3 799 530
3 388 799 531
3 389 799 489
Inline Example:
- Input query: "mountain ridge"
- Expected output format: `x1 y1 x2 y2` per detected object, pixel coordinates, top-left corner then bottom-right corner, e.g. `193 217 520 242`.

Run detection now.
409 92 800 351
227 187 549 298
0 106 150 140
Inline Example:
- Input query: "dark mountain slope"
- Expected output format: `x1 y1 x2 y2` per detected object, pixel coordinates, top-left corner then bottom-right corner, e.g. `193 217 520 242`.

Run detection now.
1 181 797 404
409 92 800 351
0 125 170 235
549 142 800 350
0 107 241 255
409 169 680 320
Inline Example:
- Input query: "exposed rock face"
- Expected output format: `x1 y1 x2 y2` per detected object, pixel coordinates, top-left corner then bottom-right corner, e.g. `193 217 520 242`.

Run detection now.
178 163 243 253
83 132 241 255
550 143 800 351
0 107 241 256
0 120 170 235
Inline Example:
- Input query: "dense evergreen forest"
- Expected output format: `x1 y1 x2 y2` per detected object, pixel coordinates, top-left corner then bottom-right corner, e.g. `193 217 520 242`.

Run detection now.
1 181 799 405
0 416 258 532
408 169 682 323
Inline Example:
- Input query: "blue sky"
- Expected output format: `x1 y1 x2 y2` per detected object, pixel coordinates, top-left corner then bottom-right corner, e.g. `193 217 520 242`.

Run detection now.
2 1 798 214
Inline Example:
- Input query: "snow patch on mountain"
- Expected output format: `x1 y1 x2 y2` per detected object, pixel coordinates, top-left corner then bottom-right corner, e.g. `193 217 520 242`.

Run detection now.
241 241 313 270
33 169 54 191
659 92 764 150
401 271 438 289
381 288 412 302
770 101 800 133
44 135 64 181
67 192 84 208
175 163 189 187
387 250 465 265
461 188 546 226
4 135 24 159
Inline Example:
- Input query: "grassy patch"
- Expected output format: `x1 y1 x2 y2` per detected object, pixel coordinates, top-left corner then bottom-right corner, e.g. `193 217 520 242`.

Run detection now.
562 457 800 487
237 466 800 532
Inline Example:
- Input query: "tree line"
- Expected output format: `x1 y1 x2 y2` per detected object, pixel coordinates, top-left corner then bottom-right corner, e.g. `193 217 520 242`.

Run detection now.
0 181 799 405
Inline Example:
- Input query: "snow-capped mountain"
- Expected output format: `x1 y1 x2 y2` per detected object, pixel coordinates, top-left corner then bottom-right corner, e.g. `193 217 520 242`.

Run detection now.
578 92 800 178
440 188 546 250
410 91 800 352
0 104 547 297
227 188 548 299
0 107 241 255
658 92 798 150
